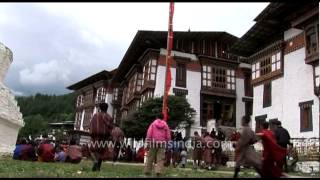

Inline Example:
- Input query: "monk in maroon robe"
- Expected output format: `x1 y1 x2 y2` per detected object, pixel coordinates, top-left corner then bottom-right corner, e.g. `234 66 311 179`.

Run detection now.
256 121 287 178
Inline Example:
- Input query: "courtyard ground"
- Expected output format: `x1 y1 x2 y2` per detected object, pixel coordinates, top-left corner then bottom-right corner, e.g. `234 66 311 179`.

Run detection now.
0 157 318 178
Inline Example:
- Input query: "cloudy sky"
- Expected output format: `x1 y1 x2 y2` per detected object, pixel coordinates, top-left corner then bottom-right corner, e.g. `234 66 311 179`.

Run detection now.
0 2 269 96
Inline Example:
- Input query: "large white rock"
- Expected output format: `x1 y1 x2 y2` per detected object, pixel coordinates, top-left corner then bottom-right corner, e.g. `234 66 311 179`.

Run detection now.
0 42 24 155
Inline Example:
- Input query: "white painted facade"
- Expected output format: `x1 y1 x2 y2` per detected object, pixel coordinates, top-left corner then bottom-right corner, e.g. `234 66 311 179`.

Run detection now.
154 48 248 137
0 42 24 155
252 28 319 138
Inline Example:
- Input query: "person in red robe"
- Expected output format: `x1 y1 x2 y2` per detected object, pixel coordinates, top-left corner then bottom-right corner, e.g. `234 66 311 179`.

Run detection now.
256 121 288 178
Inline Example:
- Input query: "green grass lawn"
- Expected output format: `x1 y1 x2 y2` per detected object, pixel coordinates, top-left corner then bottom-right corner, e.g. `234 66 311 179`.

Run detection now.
0 157 318 178
0 157 255 178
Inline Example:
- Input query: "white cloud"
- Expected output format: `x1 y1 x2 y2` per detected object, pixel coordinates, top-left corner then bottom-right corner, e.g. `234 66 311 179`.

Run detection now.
19 60 71 86
1 2 269 95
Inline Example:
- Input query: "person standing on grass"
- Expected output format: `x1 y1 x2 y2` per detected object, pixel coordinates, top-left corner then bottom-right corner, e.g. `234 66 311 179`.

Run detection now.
256 121 287 178
202 132 214 170
192 131 202 169
89 102 114 171
144 111 171 177
233 116 263 178
180 147 187 168
111 125 125 165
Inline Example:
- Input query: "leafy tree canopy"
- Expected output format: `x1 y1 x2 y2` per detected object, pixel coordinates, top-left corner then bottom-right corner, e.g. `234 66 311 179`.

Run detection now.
121 95 196 139
16 93 75 138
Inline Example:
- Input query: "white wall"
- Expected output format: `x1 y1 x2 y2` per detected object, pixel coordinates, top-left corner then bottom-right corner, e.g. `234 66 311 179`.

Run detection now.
105 93 113 116
251 46 319 138
154 63 202 137
0 119 20 154
236 78 245 128
282 48 319 138
252 78 284 130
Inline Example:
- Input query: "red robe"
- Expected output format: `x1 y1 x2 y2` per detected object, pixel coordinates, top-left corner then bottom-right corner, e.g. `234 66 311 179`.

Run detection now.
260 129 287 177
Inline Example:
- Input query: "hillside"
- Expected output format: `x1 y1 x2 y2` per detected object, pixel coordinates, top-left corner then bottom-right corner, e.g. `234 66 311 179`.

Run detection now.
16 93 75 138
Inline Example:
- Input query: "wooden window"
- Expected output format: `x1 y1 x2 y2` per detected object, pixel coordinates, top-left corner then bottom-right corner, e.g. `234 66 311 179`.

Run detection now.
252 51 281 80
299 100 313 132
176 63 186 87
143 59 157 84
245 101 253 116
305 24 319 58
212 67 235 90
202 65 212 87
75 111 82 129
260 57 272 76
252 62 260 80
314 65 319 95
255 115 267 133
213 68 226 89
83 108 93 130
263 82 271 108
76 95 84 107
173 88 188 97
244 72 253 97
95 87 106 102
271 52 281 71
113 88 118 101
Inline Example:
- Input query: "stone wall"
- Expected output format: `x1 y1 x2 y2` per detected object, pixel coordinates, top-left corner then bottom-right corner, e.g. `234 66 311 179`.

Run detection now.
0 42 24 155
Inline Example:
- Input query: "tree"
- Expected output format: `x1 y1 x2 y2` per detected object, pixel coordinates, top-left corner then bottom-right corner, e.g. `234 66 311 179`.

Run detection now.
121 95 196 139
16 93 76 138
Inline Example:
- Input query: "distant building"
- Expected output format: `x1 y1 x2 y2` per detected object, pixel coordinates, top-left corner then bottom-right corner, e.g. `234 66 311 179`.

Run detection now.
230 2 319 138
67 31 252 138
67 2 319 139
67 70 117 132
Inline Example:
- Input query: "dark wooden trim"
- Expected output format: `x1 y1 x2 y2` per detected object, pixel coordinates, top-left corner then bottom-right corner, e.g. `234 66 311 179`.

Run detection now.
249 40 284 64
300 101 313 132
304 22 319 64
314 63 320 96
200 89 236 99
255 114 267 133
173 88 188 96
299 100 314 107
242 97 253 102
263 82 272 108
175 62 187 88
252 70 283 86
291 6 319 28
199 55 239 69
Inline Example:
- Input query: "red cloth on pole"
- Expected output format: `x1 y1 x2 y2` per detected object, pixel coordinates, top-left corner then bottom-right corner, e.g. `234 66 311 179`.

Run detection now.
162 1 174 121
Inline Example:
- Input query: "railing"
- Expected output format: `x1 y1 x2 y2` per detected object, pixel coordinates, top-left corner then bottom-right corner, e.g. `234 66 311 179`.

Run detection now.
221 138 320 161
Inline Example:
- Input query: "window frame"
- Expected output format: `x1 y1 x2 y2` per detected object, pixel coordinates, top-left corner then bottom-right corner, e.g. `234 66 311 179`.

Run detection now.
176 62 187 88
305 23 319 59
299 100 314 132
263 82 272 108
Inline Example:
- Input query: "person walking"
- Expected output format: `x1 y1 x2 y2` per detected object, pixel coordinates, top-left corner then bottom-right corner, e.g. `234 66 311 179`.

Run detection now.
256 121 287 178
273 120 291 172
89 102 114 171
233 116 263 178
143 112 171 177
111 125 125 165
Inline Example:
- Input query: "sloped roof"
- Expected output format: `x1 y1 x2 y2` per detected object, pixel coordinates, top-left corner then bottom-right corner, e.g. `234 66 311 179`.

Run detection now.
67 69 117 90
230 2 318 57
112 30 239 83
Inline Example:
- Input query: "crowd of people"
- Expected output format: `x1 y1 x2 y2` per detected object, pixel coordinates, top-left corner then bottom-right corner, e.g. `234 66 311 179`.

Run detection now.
13 135 83 164
13 102 299 178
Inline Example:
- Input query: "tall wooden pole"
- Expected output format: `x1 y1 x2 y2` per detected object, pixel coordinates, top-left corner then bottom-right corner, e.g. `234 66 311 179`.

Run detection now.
162 1 174 121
